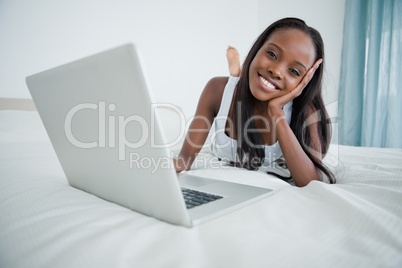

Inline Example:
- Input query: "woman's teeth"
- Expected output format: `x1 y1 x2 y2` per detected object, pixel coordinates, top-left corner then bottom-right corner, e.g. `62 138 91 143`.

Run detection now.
259 75 276 89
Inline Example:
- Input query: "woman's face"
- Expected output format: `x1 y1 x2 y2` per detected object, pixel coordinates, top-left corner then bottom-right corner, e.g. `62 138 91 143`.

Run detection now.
248 28 316 102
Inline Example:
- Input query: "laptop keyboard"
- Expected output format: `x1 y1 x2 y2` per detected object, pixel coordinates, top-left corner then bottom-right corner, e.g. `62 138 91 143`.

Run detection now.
181 188 223 209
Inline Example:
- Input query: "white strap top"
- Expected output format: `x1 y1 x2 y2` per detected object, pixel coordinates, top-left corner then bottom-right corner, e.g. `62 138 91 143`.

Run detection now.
209 76 293 165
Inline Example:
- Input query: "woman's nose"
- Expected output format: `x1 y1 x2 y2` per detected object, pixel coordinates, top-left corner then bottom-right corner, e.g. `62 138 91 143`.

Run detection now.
268 64 284 80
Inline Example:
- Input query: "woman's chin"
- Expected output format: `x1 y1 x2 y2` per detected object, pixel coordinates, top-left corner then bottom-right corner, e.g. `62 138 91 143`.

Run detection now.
250 88 275 102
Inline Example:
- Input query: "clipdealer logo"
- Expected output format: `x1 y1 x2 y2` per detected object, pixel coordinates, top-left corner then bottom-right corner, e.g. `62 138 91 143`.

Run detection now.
62 100 340 172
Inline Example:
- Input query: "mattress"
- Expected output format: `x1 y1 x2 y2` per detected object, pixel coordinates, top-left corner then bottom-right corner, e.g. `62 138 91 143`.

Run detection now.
1 110 401 268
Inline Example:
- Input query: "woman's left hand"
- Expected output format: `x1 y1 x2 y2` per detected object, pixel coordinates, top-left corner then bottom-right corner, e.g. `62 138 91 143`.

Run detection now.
268 59 323 115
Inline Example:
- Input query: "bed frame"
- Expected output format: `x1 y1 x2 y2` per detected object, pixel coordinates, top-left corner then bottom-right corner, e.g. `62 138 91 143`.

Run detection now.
0 97 36 111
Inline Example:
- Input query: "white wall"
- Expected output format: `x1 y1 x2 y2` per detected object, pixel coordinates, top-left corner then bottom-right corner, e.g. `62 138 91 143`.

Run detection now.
0 0 344 119
0 0 258 118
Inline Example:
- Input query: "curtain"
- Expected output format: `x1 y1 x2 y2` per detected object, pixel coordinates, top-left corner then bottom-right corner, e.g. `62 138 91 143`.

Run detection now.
338 0 402 148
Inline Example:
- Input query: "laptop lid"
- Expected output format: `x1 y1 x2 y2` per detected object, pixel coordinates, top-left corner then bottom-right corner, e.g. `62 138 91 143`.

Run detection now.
26 44 190 226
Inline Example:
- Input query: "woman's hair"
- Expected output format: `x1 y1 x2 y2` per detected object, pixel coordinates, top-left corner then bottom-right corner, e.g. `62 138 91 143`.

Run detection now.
232 17 335 184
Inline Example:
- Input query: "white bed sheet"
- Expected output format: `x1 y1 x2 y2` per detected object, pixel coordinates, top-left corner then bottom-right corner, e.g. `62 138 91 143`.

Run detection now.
1 111 402 268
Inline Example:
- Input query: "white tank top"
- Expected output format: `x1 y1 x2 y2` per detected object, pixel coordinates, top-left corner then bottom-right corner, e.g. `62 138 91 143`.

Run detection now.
209 76 293 165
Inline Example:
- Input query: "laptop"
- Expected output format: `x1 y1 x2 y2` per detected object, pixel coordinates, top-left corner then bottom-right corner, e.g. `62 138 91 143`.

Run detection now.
26 44 272 227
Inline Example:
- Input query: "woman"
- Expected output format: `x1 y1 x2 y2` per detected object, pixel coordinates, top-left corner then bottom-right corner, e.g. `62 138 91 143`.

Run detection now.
173 18 335 187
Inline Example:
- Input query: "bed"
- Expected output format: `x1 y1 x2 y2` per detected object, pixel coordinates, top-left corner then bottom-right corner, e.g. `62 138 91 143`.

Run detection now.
1 98 402 268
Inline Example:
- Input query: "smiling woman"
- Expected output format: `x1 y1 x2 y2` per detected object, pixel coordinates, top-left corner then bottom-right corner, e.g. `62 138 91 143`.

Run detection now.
174 18 334 187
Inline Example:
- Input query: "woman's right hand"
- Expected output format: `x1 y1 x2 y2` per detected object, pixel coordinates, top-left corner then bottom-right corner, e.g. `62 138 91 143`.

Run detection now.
173 156 190 173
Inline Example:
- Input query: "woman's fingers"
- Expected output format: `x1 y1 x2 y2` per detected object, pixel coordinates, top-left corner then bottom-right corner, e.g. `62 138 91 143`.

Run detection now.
293 58 323 96
305 59 323 85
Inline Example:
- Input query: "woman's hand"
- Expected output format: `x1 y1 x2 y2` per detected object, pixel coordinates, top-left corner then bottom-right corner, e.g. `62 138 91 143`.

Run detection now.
268 59 323 117
173 156 190 173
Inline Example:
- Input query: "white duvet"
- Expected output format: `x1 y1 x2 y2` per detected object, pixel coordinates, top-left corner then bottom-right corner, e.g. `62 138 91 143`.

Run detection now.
1 111 401 268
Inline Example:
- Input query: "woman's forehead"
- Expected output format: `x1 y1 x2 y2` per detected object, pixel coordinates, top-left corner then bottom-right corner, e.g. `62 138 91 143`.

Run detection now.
264 29 316 66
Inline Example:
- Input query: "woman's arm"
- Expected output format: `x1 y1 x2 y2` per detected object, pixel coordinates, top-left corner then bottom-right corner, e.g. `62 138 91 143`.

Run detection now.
173 77 228 172
268 105 322 187
267 59 323 187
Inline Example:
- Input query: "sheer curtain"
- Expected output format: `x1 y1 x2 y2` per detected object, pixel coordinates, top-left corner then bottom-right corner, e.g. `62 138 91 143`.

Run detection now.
338 0 402 148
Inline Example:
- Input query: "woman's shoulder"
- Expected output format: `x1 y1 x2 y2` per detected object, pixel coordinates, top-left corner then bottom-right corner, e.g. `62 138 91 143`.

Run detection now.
200 76 230 116
204 76 230 92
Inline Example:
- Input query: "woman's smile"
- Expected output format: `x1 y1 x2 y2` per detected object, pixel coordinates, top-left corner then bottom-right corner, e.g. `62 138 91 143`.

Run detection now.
258 73 280 92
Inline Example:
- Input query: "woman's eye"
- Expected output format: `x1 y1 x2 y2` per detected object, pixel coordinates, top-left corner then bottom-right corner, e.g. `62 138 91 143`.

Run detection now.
290 68 300 76
267 51 277 60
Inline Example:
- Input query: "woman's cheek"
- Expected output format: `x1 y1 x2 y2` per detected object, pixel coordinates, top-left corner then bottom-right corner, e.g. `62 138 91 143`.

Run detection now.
288 79 301 90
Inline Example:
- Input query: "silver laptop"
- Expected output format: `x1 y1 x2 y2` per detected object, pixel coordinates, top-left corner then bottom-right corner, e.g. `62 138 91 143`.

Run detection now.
26 44 272 227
